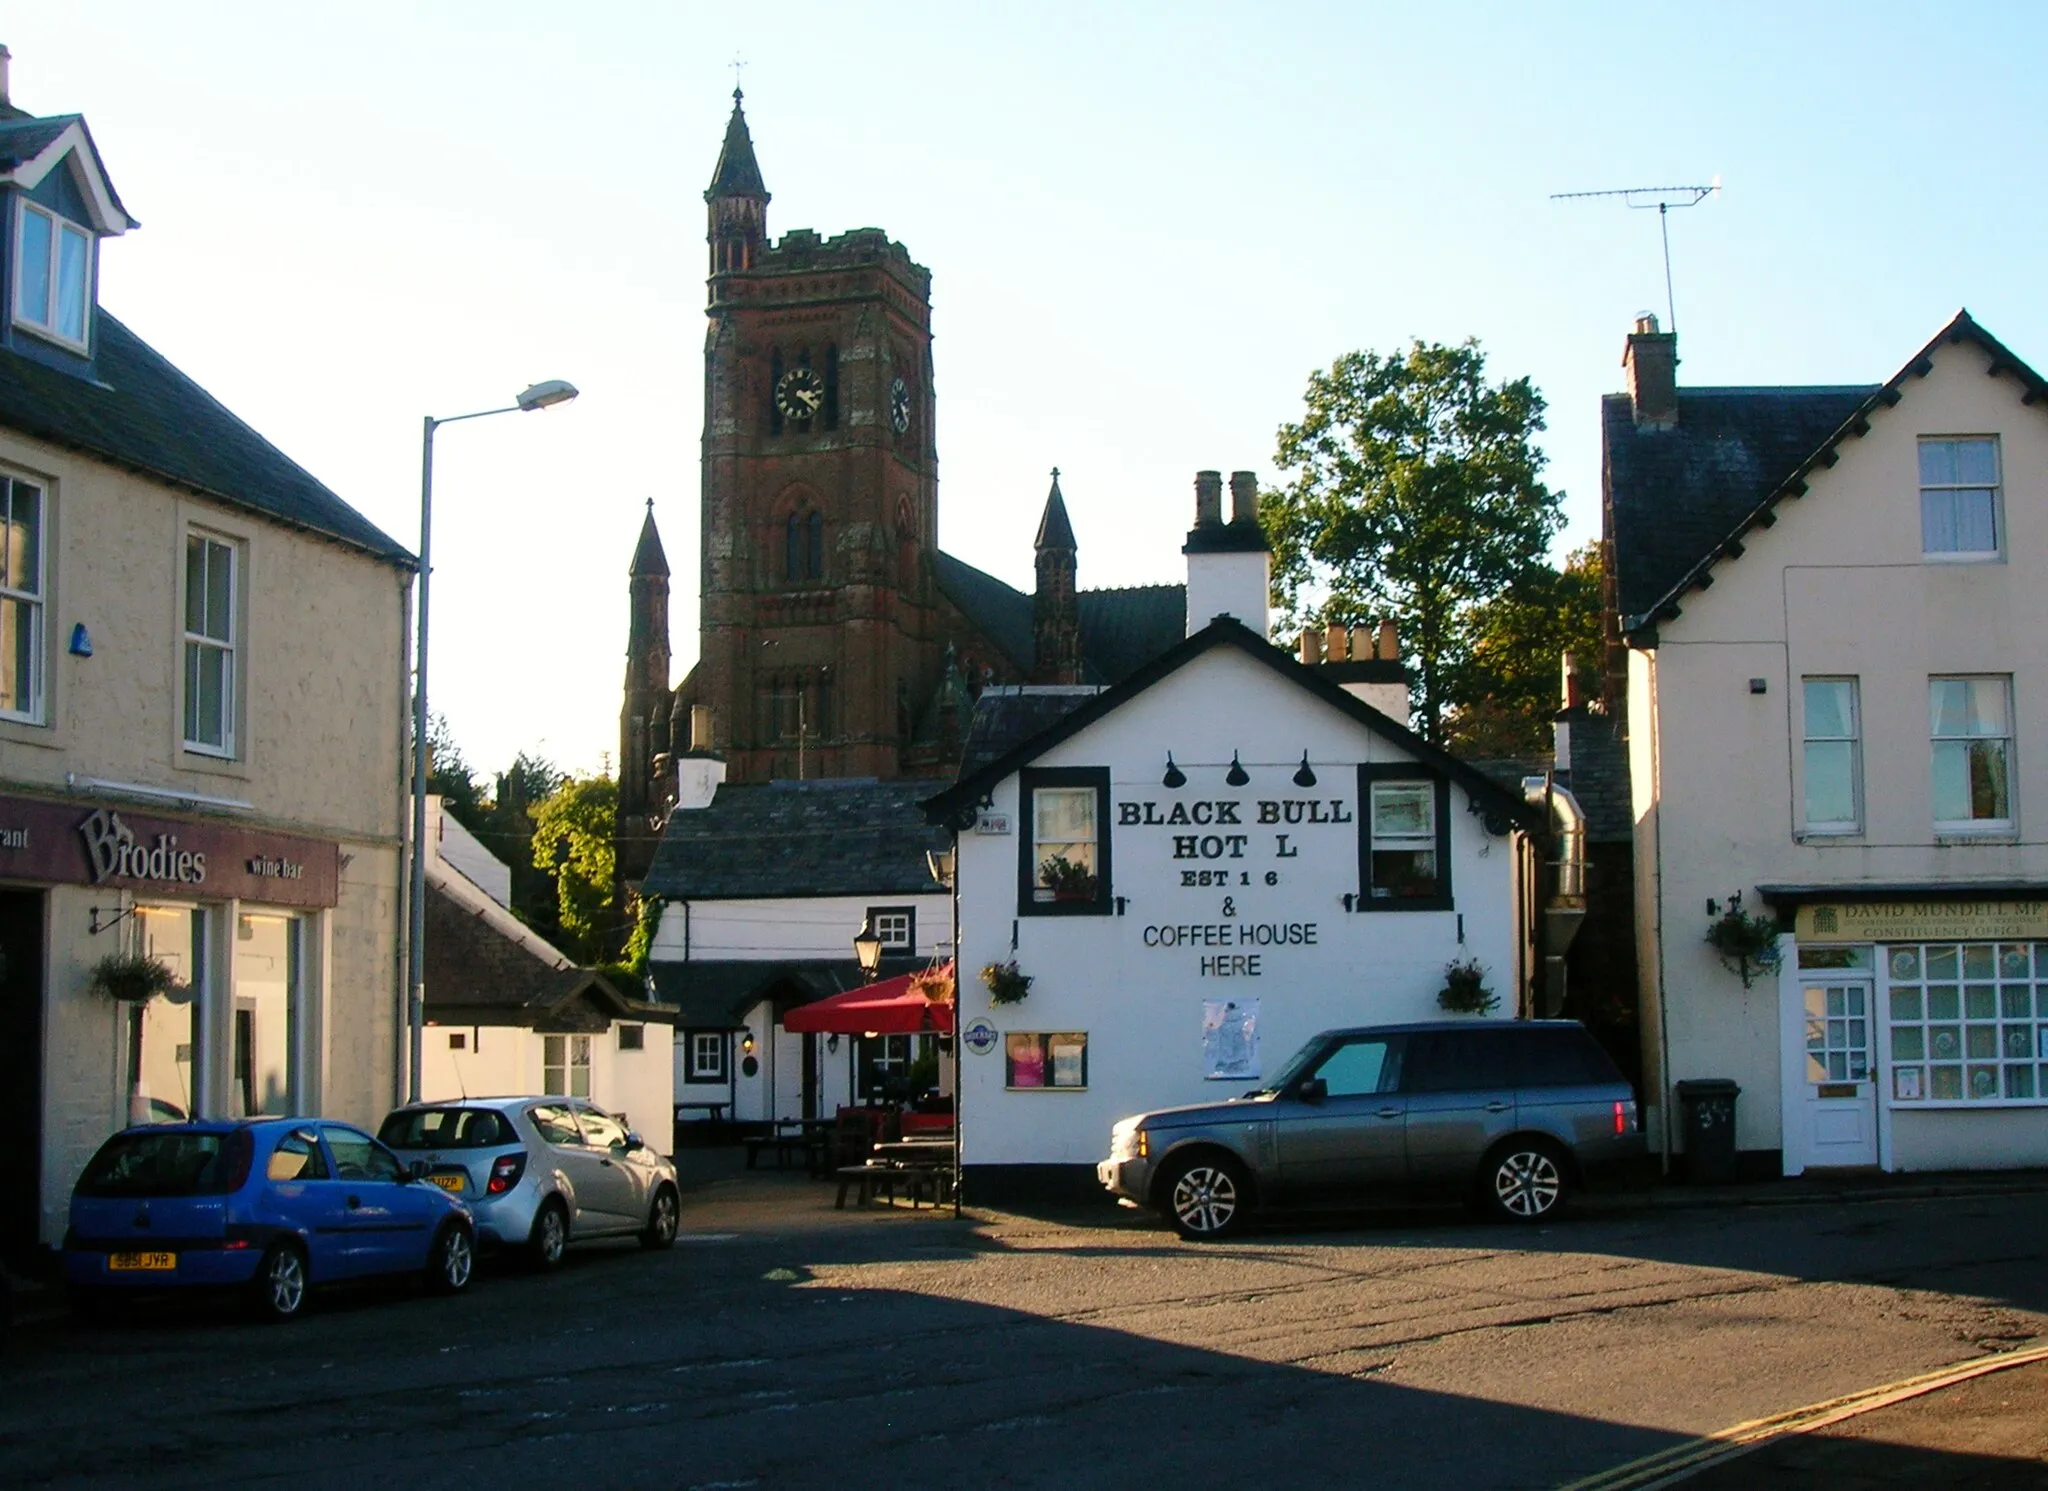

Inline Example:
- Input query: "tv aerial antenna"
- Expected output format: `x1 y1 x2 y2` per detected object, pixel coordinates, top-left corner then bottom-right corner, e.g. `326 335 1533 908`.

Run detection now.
1551 180 1720 332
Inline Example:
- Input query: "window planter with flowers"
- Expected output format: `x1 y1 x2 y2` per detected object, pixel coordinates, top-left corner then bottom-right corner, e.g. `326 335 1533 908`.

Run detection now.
1037 854 1099 903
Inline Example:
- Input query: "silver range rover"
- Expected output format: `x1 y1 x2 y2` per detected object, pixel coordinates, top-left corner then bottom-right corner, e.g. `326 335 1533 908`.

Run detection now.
1099 1020 1643 1239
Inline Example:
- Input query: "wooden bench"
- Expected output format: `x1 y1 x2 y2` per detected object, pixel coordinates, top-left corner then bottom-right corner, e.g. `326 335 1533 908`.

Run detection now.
834 1162 952 1210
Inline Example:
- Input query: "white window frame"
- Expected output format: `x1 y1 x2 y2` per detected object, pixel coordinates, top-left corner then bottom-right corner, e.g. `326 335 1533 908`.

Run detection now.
0 474 46 724
868 906 914 953
13 201 93 352
1368 780 1439 901
687 1030 726 1082
182 532 238 757
543 1034 591 1098
1800 676 1863 835
1929 675 2014 835
1882 942 2047 1107
1918 436 2002 561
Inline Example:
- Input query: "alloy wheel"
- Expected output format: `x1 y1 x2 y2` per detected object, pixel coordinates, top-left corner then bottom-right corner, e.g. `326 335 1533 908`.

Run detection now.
265 1247 305 1317
1170 1164 1239 1235
536 1204 567 1266
440 1228 474 1290
649 1190 678 1245
1492 1149 1563 1219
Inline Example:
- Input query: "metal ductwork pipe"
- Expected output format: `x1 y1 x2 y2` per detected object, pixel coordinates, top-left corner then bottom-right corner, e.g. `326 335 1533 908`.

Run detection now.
1524 776 1589 1016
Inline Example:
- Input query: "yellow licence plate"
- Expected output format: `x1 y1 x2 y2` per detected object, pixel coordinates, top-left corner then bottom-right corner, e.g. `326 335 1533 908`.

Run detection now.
108 1251 176 1272
428 1174 465 1192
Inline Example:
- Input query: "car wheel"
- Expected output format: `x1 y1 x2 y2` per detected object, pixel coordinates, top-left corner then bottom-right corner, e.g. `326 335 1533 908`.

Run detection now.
426 1224 475 1296
1482 1139 1569 1223
1161 1153 1251 1241
640 1185 680 1250
251 1241 309 1323
527 1198 569 1271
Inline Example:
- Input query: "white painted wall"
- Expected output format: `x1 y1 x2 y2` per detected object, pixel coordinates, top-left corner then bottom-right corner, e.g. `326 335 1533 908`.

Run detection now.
1185 551 1271 639
953 644 1523 1168
651 893 952 964
1631 335 2048 1168
419 1020 674 1138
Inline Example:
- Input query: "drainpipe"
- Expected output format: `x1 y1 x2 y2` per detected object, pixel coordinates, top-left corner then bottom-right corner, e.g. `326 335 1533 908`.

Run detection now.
393 571 415 1110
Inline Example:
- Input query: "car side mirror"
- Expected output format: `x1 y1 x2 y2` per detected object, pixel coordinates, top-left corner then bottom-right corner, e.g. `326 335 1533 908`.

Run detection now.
408 1159 430 1181
1297 1077 1328 1106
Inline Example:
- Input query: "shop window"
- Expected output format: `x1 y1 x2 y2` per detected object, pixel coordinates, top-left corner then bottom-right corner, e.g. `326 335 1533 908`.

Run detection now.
1919 437 2000 558
1930 677 2012 832
1018 767 1111 916
14 202 92 348
0 475 45 723
685 1029 727 1083
183 533 238 756
1005 1032 1087 1089
232 912 303 1116
1885 942 2047 1104
544 1034 592 1097
127 905 205 1124
1801 677 1862 834
1358 767 1451 910
866 906 915 953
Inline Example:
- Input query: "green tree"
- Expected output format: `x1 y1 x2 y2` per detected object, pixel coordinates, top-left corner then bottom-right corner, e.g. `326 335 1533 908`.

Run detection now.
1263 339 1564 744
529 774 620 962
426 713 486 831
1443 543 1606 757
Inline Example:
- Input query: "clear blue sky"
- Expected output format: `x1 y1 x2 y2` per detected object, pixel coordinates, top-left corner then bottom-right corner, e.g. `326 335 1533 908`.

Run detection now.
14 3 2046 776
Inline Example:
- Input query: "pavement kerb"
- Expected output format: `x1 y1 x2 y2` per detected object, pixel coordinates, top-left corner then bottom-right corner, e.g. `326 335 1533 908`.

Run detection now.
1555 1340 2048 1491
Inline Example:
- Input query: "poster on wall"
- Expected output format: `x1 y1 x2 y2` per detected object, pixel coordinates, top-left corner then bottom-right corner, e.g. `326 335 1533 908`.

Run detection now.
1202 998 1260 1080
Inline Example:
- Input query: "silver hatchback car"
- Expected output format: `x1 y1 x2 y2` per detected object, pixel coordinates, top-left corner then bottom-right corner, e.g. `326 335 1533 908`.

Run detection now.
378 1098 680 1267
1099 1020 1643 1239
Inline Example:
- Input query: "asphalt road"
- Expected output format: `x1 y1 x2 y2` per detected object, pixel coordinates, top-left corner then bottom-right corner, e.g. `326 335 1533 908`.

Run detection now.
5 1172 2047 1490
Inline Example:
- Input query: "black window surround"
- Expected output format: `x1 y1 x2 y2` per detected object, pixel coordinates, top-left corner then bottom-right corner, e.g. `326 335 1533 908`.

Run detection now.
683 1028 728 1084
1017 766 1113 917
866 904 916 952
1356 764 1454 912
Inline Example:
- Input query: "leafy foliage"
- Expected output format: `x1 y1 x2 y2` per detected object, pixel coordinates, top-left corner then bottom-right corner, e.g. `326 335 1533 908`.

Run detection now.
530 775 621 963
980 960 1033 1006
1263 339 1564 743
426 713 486 831
89 953 184 1004
1436 957 1500 1016
1442 543 1606 755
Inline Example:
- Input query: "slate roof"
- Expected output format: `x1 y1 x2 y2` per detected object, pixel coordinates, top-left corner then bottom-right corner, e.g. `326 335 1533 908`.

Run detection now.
1605 384 1871 625
1607 312 2048 635
0 311 411 564
935 551 1186 687
0 115 79 164
959 688 1099 777
1558 709 1633 844
927 616 1543 836
424 879 646 1028
705 91 768 201
642 778 947 901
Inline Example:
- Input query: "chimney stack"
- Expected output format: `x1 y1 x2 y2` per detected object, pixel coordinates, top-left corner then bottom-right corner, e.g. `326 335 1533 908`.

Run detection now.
675 705 727 811
688 703 714 752
1183 466 1272 639
1623 313 1678 429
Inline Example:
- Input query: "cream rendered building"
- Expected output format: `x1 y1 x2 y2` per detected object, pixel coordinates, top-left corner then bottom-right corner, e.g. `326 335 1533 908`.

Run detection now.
0 64 413 1263
1608 310 2048 1176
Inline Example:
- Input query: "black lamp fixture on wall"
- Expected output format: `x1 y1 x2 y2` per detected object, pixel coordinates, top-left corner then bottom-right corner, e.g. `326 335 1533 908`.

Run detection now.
1161 753 1186 789
1293 752 1317 788
1225 752 1250 787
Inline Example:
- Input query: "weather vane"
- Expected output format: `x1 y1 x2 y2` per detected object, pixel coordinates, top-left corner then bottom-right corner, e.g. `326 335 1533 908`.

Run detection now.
730 53 747 97
1551 179 1721 332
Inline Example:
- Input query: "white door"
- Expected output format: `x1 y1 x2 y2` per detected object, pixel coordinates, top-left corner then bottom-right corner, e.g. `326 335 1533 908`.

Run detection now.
1795 979 1878 1168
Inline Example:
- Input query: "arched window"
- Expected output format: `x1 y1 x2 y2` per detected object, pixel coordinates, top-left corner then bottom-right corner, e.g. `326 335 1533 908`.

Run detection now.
807 511 824 580
785 513 802 584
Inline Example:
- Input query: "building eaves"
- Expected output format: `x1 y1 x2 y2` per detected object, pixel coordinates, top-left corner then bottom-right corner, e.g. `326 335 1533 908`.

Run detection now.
1621 310 2044 639
924 616 1542 835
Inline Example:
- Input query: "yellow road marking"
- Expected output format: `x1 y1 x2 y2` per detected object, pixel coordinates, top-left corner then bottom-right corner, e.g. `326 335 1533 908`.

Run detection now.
1557 1339 2048 1491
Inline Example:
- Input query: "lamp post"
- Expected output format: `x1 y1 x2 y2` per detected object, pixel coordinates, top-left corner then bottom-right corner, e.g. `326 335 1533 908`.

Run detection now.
852 915 883 984
405 379 578 1103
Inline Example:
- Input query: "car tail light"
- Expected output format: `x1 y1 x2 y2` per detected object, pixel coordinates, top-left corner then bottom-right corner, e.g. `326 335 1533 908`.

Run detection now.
1614 1100 1637 1135
487 1152 528 1195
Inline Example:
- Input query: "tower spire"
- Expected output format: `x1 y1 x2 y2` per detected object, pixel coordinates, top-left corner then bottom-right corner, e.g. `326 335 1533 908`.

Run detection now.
705 90 769 275
1032 468 1081 684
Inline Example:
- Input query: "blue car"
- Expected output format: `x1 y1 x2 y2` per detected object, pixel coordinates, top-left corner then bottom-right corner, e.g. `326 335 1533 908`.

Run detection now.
64 1118 476 1322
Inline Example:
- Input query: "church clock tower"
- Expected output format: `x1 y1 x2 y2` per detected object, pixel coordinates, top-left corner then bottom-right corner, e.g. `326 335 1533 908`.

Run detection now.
693 91 942 783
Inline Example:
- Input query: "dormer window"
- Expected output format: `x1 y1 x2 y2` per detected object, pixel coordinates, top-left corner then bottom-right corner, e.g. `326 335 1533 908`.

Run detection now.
14 202 92 349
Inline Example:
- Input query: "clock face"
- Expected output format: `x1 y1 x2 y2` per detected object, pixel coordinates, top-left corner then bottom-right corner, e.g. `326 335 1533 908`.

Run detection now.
889 376 911 434
775 368 824 422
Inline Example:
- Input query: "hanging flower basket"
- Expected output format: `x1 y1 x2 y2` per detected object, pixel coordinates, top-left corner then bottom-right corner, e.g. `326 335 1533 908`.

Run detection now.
1436 957 1499 1016
980 960 1033 1006
908 965 954 1003
1706 894 1783 989
89 953 185 1004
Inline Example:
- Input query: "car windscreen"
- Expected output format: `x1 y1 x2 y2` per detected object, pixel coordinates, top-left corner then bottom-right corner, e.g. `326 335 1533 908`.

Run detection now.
75 1131 249 1197
377 1107 513 1150
1255 1036 1330 1096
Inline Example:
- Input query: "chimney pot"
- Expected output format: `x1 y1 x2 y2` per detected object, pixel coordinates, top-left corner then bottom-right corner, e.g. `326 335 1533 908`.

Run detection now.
1228 470 1258 524
689 703 714 752
1376 619 1399 659
1194 470 1223 526
1298 628 1319 666
1624 316 1678 429
1324 622 1348 662
1561 652 1583 710
0 45 12 106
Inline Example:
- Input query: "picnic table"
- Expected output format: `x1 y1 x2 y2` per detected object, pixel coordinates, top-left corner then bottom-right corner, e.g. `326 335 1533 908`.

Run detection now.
834 1138 956 1210
743 1119 833 1172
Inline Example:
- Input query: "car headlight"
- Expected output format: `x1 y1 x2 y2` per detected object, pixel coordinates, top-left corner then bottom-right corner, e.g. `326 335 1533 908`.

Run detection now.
1109 1123 1149 1162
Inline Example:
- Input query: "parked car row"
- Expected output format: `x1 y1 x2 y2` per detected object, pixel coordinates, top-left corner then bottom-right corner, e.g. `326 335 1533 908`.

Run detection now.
63 1097 679 1322
1100 1019 1644 1239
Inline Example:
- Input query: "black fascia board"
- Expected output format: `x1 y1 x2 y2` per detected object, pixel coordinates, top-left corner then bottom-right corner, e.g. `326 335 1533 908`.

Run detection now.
1623 309 2048 640
1756 881 2048 910
921 615 1541 835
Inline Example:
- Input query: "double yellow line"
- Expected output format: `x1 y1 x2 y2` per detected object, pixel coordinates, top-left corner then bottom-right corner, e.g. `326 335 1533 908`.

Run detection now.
1559 1340 2048 1491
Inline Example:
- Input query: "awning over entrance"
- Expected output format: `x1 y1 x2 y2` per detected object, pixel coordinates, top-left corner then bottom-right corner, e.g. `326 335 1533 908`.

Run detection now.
781 965 955 1036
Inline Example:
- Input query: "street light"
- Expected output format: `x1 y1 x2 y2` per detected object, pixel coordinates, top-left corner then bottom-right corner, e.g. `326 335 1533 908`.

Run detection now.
405 380 579 1102
852 916 883 983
